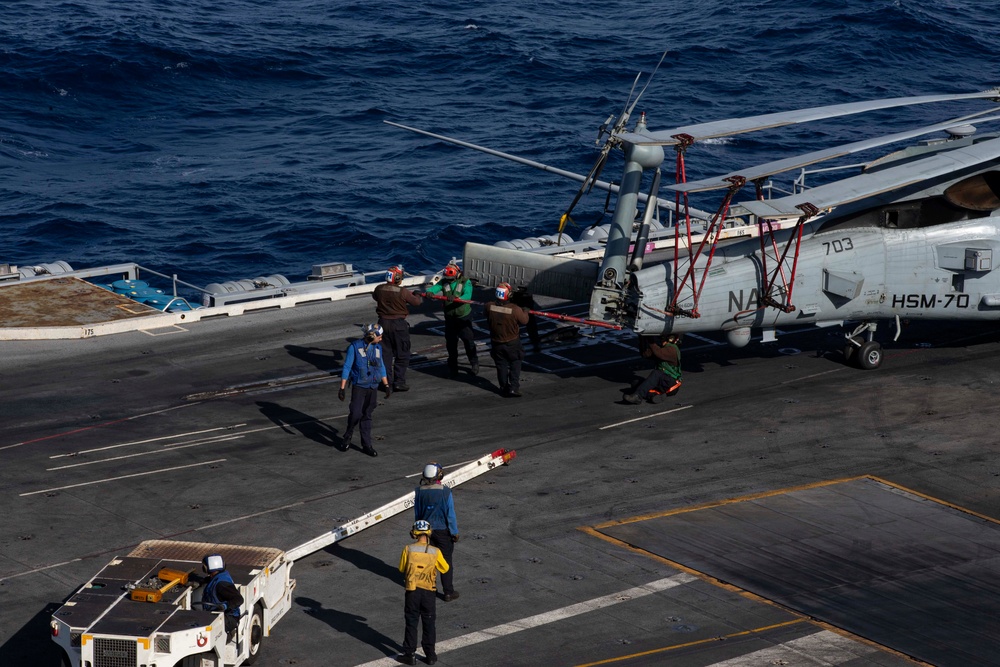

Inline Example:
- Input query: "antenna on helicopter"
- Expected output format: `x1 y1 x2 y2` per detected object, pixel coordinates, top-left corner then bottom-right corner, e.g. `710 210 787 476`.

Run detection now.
557 50 670 243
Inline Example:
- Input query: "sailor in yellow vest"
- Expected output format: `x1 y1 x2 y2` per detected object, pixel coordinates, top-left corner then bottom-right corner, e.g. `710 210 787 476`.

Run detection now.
398 520 450 665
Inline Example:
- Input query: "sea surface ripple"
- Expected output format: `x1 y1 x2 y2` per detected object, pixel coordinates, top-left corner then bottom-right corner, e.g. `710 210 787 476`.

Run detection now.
2 0 999 286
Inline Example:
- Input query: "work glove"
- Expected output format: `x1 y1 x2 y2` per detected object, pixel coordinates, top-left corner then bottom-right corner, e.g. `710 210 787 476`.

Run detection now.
446 295 455 302
338 388 346 401
451 534 459 543
383 385 392 399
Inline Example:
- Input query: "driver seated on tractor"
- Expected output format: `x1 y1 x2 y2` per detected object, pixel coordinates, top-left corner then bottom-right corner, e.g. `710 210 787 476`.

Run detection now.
199 554 244 641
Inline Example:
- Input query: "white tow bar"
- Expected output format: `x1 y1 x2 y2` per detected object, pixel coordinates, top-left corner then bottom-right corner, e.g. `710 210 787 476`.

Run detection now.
284 448 516 562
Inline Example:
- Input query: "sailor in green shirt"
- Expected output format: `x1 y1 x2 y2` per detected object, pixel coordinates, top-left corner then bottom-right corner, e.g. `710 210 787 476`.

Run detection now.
624 334 682 404
425 262 479 377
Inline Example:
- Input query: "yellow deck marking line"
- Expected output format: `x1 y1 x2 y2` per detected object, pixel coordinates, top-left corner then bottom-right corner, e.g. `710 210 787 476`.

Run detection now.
866 474 1000 526
598 404 692 430
571 619 804 667
49 424 247 459
581 477 953 666
351 574 696 667
19 459 227 497
591 475 866 528
46 435 244 470
580 527 930 666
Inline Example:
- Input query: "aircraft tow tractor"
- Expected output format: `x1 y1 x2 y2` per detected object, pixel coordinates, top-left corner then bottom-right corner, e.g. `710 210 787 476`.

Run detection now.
50 448 516 667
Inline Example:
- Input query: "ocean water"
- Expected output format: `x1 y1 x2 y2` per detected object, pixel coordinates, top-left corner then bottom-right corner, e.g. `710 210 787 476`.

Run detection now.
2 0 999 287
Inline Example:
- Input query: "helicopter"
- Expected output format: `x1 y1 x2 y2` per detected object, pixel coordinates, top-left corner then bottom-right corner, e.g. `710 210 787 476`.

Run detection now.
386 84 1000 370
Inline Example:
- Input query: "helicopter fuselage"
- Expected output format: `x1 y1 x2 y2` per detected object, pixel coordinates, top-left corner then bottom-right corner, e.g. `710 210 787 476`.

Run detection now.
631 213 1000 338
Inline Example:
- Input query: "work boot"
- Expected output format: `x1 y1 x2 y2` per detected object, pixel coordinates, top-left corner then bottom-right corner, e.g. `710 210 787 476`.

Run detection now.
340 435 353 451
470 360 479 376
394 383 409 392
424 654 437 665
623 393 642 405
507 389 522 398
362 445 378 458
397 654 416 666
443 591 460 602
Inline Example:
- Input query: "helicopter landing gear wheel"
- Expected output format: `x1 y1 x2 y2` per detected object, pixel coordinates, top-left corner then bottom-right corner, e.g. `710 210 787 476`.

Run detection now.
843 336 862 365
857 340 883 370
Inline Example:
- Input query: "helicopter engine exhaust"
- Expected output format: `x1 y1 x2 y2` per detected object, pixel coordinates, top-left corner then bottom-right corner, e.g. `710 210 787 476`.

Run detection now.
727 327 752 348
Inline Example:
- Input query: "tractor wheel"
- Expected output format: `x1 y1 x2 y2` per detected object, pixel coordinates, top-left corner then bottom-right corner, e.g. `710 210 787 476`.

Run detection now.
244 604 265 665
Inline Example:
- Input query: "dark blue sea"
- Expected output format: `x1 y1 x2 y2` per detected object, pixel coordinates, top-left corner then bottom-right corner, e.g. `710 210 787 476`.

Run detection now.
3 0 1000 287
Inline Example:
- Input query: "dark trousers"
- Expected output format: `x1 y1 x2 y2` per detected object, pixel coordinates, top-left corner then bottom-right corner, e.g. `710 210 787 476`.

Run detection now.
430 529 455 595
344 385 378 447
491 340 524 393
511 293 540 348
635 368 681 398
379 317 411 387
403 588 437 657
444 316 477 373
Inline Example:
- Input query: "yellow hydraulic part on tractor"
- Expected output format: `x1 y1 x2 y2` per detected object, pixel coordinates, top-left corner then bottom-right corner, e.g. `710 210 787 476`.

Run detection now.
130 567 192 603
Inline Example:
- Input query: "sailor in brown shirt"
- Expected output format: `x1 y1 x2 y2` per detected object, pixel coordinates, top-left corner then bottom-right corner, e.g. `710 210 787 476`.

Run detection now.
483 282 530 397
373 266 422 392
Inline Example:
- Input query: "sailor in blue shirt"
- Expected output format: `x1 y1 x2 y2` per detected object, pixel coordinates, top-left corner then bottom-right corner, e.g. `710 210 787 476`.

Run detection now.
200 554 244 640
339 323 391 457
414 462 460 601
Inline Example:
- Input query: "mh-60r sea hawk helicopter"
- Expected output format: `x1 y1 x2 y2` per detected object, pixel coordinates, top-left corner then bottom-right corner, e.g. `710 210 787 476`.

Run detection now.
388 83 1000 370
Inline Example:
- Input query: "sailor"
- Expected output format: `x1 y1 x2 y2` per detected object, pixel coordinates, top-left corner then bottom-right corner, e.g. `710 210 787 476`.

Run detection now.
509 287 542 353
339 323 391 456
398 520 450 666
200 554 244 641
484 282 529 397
372 265 422 392
624 334 682 404
424 261 479 377
414 462 460 602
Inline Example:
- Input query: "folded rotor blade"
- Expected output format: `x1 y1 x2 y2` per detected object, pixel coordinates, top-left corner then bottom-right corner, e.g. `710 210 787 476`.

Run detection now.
740 135 1000 219
670 112 1000 193
384 120 715 220
616 90 1000 146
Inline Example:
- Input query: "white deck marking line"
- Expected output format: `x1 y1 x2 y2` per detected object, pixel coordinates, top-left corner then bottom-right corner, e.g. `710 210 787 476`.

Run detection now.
138 325 189 336
404 457 477 478
49 424 247 458
0 557 84 582
19 459 227 497
684 332 726 346
780 368 845 384
540 351 586 366
0 401 205 452
599 405 693 430
352 574 696 667
46 435 245 470
705 629 878 666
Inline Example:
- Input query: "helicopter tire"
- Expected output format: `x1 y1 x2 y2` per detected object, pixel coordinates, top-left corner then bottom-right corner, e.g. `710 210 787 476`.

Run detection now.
843 344 857 365
857 341 883 370
843 336 862 365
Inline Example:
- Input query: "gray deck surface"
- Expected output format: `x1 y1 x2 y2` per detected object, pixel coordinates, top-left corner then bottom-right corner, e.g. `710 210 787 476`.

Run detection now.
600 478 1000 666
4 289 1000 666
